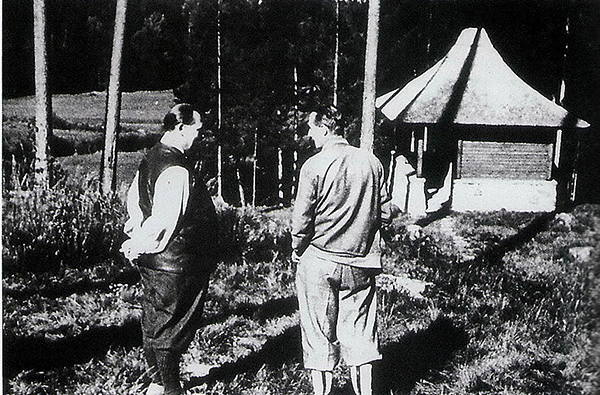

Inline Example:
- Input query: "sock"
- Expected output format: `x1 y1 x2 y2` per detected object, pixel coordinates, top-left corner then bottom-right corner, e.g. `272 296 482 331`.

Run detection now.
310 370 333 395
144 345 162 384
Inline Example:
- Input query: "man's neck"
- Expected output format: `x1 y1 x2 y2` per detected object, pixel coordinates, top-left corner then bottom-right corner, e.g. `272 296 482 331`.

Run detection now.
160 132 185 153
322 135 347 148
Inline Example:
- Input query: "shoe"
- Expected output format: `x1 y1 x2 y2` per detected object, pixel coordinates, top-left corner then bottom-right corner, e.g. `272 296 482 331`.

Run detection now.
145 383 164 395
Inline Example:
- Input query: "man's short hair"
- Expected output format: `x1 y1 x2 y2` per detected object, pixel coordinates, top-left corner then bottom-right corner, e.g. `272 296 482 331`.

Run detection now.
310 106 343 136
163 104 201 131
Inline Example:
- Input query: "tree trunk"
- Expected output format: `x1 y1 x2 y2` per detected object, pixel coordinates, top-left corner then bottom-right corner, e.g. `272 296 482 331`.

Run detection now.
292 65 299 197
33 0 51 190
252 128 258 206
333 0 340 108
360 0 380 152
101 0 128 195
216 0 224 201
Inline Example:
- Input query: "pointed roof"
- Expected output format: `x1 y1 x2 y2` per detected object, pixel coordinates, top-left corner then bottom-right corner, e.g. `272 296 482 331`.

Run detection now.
376 27 590 128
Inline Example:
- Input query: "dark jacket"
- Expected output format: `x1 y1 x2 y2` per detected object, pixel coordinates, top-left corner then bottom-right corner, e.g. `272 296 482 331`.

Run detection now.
137 143 219 274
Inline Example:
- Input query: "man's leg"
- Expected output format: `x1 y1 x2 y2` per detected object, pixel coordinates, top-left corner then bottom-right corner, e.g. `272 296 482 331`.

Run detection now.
139 267 209 394
143 343 163 393
350 364 373 395
310 370 333 395
296 250 341 393
156 349 183 395
338 266 381 395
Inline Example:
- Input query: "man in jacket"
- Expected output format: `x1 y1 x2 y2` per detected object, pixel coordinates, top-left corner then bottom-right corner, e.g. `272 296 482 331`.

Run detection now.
292 106 397 395
121 104 219 395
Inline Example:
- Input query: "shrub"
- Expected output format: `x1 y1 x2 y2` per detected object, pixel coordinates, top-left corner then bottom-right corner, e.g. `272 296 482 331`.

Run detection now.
215 202 292 263
2 180 127 274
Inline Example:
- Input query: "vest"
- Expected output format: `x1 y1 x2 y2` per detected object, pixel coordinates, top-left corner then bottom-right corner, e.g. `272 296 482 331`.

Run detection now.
136 143 219 274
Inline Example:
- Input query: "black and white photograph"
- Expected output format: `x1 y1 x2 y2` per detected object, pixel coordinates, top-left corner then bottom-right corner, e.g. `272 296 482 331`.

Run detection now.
2 0 599 394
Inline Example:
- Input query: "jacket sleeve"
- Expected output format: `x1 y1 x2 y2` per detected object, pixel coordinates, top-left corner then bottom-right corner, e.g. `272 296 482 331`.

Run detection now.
124 166 190 256
291 163 318 255
378 161 396 225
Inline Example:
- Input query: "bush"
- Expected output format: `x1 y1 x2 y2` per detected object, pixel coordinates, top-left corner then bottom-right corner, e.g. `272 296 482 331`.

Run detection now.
2 180 127 274
215 202 292 263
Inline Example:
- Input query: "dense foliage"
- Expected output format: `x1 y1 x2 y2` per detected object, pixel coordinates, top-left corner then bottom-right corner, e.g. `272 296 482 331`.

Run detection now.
4 0 600 202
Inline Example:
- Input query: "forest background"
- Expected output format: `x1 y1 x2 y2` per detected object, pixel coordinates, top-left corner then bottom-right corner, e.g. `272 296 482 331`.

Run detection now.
3 0 600 205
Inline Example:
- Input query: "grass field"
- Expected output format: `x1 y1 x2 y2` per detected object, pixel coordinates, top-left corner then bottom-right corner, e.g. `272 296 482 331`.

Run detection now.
2 90 175 131
2 91 599 395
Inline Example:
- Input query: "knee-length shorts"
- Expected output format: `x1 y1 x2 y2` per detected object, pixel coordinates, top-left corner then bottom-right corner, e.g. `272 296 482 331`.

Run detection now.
139 266 210 353
296 250 381 371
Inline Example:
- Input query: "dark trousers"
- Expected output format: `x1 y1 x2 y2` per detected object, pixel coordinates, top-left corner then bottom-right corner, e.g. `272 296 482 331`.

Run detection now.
139 266 210 394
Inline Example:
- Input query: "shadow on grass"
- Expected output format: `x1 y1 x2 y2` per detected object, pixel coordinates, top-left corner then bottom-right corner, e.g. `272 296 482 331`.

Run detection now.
185 325 303 389
476 210 557 266
375 316 469 394
3 268 141 300
2 319 142 379
186 316 467 394
204 296 298 325
3 296 298 380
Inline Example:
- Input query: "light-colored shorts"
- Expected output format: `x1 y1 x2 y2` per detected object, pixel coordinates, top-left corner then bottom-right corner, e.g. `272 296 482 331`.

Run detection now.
296 247 382 371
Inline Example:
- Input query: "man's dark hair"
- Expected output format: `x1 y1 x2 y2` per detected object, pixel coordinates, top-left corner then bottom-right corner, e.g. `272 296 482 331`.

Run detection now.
163 104 198 131
312 106 343 136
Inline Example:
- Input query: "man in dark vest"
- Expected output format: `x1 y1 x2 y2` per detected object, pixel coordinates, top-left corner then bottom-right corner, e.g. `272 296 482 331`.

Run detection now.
121 104 219 395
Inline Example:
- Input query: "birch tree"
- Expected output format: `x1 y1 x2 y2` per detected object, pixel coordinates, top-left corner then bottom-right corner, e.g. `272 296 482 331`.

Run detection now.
333 0 340 107
33 0 51 189
101 0 128 194
216 0 224 201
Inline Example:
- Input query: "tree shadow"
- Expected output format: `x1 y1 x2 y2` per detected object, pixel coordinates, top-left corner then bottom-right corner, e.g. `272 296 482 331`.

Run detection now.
476 210 557 266
374 316 469 395
204 295 298 325
3 295 298 380
185 325 302 389
3 319 142 379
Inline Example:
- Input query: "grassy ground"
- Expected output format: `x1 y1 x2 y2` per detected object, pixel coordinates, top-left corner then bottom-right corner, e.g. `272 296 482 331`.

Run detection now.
3 91 599 394
3 199 599 395
57 151 145 193
2 90 175 131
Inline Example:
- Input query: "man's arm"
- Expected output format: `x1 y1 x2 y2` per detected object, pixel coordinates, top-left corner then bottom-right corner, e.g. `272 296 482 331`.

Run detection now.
379 162 400 225
291 164 317 256
121 166 189 261
123 172 143 237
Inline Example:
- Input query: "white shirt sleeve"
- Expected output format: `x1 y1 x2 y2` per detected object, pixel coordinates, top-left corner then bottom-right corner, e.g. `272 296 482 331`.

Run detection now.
124 172 143 237
124 166 190 256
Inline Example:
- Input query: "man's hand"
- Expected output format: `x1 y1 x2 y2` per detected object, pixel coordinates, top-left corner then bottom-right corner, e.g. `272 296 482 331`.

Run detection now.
291 250 301 264
120 239 140 263
390 203 401 219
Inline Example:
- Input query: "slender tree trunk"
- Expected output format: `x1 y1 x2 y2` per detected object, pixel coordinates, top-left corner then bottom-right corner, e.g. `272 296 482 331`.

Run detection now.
360 0 380 151
101 0 128 195
252 128 258 206
292 65 299 197
236 166 246 206
216 0 224 200
278 147 284 203
333 0 340 107
33 0 51 190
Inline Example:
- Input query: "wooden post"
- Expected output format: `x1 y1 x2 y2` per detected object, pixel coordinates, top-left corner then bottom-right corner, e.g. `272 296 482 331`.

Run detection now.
101 0 127 194
417 138 424 178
